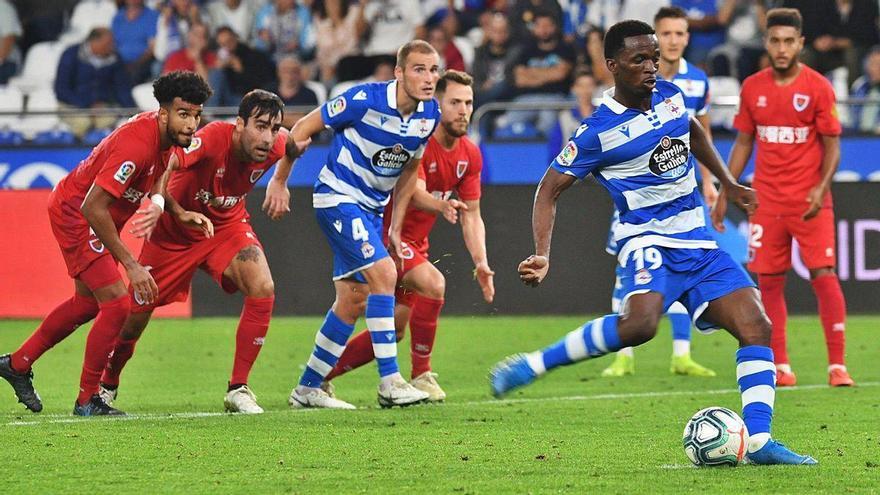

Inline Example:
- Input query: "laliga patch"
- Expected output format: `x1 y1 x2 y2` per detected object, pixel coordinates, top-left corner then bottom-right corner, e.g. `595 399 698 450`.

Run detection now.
635 268 652 285
327 96 347 117
361 242 375 259
648 136 688 179
184 137 202 154
555 141 578 167
793 93 810 112
113 161 136 184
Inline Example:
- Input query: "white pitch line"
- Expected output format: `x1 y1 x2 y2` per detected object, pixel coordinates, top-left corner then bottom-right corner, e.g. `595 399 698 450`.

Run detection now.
5 381 876 427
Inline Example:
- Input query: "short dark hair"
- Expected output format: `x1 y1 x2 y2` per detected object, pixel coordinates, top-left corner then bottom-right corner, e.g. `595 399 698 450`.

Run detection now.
573 67 594 81
604 20 655 59
86 27 111 42
238 89 284 124
215 25 237 38
766 8 802 32
532 8 557 24
152 71 212 106
436 70 473 97
654 6 687 24
396 40 438 68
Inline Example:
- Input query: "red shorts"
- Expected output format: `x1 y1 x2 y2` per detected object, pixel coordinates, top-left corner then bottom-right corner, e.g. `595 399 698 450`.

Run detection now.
747 207 837 274
392 239 429 308
48 194 118 281
130 222 262 312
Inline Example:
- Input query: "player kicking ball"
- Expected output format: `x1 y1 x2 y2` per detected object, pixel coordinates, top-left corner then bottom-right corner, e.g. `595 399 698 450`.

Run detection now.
320 70 495 402
490 20 817 465
97 90 301 414
271 41 441 409
0 71 211 416
712 8 855 388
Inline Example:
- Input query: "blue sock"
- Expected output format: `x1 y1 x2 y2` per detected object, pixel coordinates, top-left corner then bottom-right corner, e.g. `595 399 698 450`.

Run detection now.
366 294 398 378
299 310 355 388
527 315 623 374
668 310 691 342
736 345 776 451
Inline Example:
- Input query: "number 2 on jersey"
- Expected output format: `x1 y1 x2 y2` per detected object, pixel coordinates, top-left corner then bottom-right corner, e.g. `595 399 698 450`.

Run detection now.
633 247 662 271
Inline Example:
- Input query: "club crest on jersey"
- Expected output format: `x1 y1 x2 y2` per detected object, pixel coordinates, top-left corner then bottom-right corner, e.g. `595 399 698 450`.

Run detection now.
648 136 688 179
418 118 431 137
555 141 578 167
184 137 202 154
664 98 683 118
428 161 437 173
361 242 375 259
371 143 411 176
456 160 468 178
113 161 136 184
250 170 264 183
88 237 105 253
793 93 810 112
327 96 346 117
757 95 767 107
635 268 652 285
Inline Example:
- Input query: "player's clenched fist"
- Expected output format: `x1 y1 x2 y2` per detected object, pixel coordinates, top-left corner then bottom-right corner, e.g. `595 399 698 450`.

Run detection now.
518 255 549 287
262 179 291 220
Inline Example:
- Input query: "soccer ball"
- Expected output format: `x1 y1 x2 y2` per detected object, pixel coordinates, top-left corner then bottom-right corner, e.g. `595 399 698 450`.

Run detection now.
682 407 749 467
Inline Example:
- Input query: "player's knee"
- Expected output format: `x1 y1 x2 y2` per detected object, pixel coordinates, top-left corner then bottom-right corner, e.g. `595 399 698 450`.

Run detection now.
423 271 446 299
738 312 772 347
367 257 398 294
244 277 275 298
621 312 660 346
333 290 367 323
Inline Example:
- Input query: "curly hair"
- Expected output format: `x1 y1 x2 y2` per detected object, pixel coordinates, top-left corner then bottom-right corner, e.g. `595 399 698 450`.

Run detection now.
152 71 213 106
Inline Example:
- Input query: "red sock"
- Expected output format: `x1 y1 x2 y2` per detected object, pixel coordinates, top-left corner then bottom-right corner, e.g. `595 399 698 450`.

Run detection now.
325 330 374 381
410 296 444 378
230 296 274 385
11 294 99 372
758 274 789 365
811 274 847 366
100 337 139 387
77 295 129 405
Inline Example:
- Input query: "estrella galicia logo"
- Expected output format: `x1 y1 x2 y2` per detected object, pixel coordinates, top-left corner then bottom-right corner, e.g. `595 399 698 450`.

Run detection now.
371 144 411 176
648 136 688 178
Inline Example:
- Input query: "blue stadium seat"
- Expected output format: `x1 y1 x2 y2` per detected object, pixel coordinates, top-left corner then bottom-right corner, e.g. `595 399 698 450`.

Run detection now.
83 128 112 145
0 130 24 146
32 129 76 145
493 122 540 140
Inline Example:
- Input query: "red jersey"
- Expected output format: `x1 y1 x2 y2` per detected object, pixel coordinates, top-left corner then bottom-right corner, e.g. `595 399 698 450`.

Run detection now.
733 66 842 215
385 135 483 248
51 111 178 233
154 121 287 244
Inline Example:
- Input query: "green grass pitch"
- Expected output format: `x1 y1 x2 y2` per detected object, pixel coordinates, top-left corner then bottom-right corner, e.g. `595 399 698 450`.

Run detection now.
1 315 878 493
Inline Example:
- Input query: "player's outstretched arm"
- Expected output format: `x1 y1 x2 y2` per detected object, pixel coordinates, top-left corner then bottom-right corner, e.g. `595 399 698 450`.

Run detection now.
410 179 468 224
803 134 840 220
461 198 494 303
263 118 317 219
81 185 158 303
689 117 758 222
712 130 755 231
388 158 422 258
695 113 719 208
519 167 576 287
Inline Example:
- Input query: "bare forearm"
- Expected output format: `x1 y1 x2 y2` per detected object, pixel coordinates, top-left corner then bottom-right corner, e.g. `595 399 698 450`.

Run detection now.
689 118 736 187
461 212 488 265
271 155 294 184
390 163 419 232
726 136 755 182
410 188 443 214
818 136 840 190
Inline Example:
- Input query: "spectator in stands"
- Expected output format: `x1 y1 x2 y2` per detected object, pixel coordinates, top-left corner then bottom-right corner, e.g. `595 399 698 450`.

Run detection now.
329 57 394 98
428 24 466 71
0 0 22 84
252 0 315 62
707 0 767 80
55 27 135 138
473 13 518 107
270 55 318 127
153 0 202 63
206 0 258 42
112 0 159 84
671 0 728 66
547 68 595 159
501 9 575 136
584 26 613 90
162 22 215 80
313 0 361 85
208 26 275 106
850 47 880 133
508 0 564 42
12 0 70 56
358 0 426 59
63 0 118 44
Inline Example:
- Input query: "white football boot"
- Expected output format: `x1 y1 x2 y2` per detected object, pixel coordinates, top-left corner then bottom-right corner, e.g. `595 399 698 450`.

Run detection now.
410 372 446 402
224 385 264 414
320 380 336 398
98 384 118 407
377 376 429 408
289 386 356 410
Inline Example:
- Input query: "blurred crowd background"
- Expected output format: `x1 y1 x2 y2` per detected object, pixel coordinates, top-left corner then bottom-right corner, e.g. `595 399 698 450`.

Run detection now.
1 0 880 144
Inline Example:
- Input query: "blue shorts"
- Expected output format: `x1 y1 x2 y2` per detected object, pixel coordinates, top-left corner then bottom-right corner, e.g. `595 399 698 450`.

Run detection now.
617 247 755 333
315 203 389 282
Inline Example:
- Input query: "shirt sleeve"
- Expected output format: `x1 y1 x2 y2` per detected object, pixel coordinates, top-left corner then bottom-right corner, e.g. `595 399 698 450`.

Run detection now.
815 77 842 136
732 80 755 135
93 136 152 199
550 131 602 180
321 86 367 131
457 143 483 201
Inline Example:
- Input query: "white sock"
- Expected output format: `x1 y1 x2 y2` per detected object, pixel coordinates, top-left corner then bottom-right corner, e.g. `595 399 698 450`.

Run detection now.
776 363 792 374
618 347 634 357
672 339 690 357
828 364 847 372
379 372 403 388
748 432 771 453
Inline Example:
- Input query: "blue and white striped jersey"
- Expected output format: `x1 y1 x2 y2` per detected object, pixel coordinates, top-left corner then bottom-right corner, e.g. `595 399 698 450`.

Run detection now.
553 80 717 265
664 58 710 118
314 80 440 213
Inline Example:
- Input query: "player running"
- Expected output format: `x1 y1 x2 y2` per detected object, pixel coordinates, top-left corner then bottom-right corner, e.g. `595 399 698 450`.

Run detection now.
712 8 854 388
97 90 296 414
0 71 211 416
320 70 495 402
269 40 442 409
601 6 732 379
491 20 817 465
